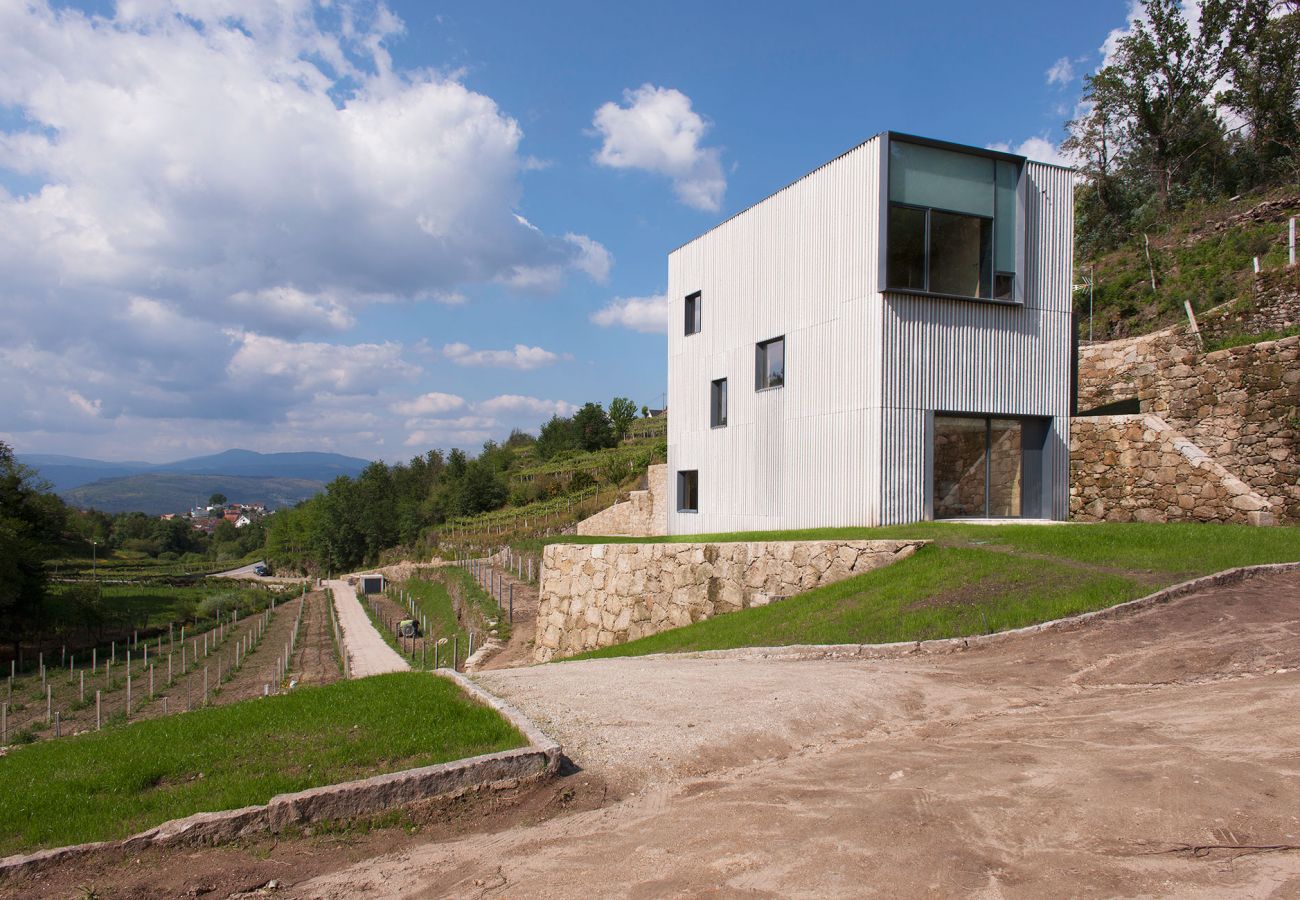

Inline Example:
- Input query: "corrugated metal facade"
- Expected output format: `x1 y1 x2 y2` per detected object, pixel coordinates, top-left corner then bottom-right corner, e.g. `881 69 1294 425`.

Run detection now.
667 140 1073 534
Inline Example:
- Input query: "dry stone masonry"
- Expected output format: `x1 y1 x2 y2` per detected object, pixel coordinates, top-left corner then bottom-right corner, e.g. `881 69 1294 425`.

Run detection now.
1075 270 1299 523
575 464 667 537
534 539 927 662
1070 415 1275 525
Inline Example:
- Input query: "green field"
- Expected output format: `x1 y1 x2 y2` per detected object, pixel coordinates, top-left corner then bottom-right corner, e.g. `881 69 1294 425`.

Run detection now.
555 522 1300 660
0 672 524 855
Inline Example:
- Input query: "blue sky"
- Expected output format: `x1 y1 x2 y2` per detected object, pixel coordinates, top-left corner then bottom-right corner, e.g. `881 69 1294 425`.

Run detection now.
0 0 1133 463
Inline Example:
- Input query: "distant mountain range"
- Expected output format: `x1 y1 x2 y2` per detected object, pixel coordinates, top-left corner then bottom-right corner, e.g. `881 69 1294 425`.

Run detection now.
19 449 371 515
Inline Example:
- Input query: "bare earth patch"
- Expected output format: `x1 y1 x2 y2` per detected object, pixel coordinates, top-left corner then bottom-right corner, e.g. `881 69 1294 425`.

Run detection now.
6 568 1299 897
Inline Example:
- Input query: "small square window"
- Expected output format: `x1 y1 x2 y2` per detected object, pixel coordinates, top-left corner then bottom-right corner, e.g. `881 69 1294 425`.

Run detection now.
755 336 785 391
710 378 727 428
684 292 702 336
677 470 698 512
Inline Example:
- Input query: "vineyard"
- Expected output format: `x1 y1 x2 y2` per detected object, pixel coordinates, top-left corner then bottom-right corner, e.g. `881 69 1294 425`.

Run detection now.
0 584 343 749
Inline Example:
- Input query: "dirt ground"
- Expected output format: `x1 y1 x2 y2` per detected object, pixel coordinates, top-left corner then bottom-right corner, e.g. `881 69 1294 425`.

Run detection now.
288 590 343 687
478 563 540 670
3 604 295 741
6 568 1300 898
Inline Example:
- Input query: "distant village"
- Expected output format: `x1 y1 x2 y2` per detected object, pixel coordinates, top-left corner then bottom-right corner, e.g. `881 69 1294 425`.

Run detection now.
159 501 269 534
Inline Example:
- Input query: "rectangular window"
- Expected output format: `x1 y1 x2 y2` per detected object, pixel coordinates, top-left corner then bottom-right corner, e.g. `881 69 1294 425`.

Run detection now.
932 415 1024 519
677 470 698 512
684 291 702 336
886 138 1020 302
710 378 728 428
755 336 785 391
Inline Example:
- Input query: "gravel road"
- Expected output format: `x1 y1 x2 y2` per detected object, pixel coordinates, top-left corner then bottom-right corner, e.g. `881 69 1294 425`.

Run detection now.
298 568 1300 898
326 579 408 678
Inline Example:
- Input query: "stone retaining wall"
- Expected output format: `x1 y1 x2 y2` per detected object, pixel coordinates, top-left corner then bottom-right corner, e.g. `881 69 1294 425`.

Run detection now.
1076 274 1300 522
1200 268 1300 344
534 539 927 662
1070 415 1276 525
575 464 666 537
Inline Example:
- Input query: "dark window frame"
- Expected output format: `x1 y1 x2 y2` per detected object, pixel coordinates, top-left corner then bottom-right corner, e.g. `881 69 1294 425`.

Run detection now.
677 469 699 513
887 201 998 300
684 291 702 336
710 377 728 428
755 335 785 392
881 134 1025 306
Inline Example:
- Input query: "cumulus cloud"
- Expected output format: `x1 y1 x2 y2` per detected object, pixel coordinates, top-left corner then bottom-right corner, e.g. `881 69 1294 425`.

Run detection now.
986 136 1076 169
0 1 608 458
476 395 579 417
590 294 669 334
592 85 725 211
443 342 562 370
399 395 578 448
1046 57 1076 86
391 392 466 416
226 332 420 394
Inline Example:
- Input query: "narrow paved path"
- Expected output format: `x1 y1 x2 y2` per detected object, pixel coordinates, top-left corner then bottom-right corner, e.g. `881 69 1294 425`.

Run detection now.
326 579 409 678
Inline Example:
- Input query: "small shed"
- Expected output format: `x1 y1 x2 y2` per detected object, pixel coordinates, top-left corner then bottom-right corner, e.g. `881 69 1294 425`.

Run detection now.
359 574 385 595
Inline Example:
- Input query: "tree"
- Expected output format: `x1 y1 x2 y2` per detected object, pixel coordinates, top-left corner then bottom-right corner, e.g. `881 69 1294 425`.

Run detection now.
0 441 66 655
208 492 227 506
573 402 616 452
536 414 580 459
454 461 508 516
1204 0 1300 179
608 397 637 442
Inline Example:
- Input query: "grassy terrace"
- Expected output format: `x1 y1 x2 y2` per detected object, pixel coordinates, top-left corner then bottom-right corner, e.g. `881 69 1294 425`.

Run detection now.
536 522 1300 660
0 672 525 855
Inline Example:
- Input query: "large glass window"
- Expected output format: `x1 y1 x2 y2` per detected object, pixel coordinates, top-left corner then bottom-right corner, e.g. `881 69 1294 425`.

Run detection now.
684 292 702 335
710 378 728 428
755 336 784 390
677 470 699 512
933 415 1024 519
887 139 1019 301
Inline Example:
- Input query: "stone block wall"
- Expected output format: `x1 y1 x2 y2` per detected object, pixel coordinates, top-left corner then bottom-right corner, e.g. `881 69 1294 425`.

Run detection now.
1199 268 1300 344
575 464 667 537
534 539 927 662
1076 275 1299 523
1070 415 1276 525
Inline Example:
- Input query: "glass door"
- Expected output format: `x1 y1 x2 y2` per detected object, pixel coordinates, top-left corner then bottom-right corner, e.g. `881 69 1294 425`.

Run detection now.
933 415 1024 519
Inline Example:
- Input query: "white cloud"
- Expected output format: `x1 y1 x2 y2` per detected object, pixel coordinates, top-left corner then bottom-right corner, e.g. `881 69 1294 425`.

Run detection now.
391 392 466 416
443 342 562 370
228 287 356 335
226 332 420 394
564 233 613 283
1046 57 1076 86
987 137 1076 168
592 85 725 211
476 395 578 417
0 1 609 458
590 294 669 334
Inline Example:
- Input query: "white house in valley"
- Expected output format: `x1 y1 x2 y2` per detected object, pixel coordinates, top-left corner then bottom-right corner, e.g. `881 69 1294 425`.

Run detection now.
666 131 1075 533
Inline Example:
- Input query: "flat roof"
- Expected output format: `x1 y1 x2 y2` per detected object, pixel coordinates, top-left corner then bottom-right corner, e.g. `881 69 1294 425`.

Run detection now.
671 130 1071 254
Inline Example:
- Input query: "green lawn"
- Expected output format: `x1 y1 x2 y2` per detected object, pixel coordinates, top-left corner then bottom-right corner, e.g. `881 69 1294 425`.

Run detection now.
557 522 1300 661
0 672 525 855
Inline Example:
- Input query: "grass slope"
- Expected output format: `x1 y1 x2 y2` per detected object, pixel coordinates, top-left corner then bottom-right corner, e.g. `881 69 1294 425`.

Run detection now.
0 672 524 855
558 523 1300 660
1083 189 1300 340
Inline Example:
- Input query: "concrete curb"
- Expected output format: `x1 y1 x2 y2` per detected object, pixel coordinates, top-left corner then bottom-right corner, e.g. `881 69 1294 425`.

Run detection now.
0 672 562 878
607 561 1300 664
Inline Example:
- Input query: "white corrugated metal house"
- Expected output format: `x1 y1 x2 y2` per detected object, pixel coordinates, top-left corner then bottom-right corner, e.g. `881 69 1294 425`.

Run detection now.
666 132 1074 534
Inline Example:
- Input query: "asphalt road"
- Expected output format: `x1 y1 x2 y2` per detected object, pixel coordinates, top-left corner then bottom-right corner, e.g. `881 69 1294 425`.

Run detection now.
209 560 268 579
